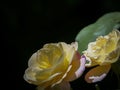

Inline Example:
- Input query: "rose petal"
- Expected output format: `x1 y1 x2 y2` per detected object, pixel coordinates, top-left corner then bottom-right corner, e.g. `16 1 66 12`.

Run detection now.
51 82 71 90
36 86 44 90
84 55 98 67
60 42 78 64
75 55 86 78
64 54 86 81
36 82 71 90
83 30 120 65
63 51 80 81
23 42 78 88
85 64 111 83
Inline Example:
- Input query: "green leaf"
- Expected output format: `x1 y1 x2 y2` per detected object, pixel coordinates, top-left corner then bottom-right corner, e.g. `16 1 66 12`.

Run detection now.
75 12 120 53
96 12 120 23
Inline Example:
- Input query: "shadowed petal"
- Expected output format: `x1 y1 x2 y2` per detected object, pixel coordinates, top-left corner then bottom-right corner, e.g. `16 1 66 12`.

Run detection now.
75 55 86 78
64 53 86 81
37 82 71 90
85 64 111 83
52 82 71 90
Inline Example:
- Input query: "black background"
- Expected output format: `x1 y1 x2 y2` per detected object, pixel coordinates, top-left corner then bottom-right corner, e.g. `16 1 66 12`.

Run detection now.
1 0 120 90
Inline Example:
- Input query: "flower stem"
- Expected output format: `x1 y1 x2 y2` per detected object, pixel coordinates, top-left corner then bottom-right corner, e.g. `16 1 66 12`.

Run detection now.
95 84 100 90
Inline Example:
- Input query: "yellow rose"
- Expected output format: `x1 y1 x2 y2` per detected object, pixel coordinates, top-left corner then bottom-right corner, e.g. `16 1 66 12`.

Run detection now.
24 42 86 90
83 30 120 83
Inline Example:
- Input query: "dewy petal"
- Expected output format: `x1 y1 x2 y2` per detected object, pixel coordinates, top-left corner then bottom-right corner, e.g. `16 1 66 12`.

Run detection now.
85 64 111 83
